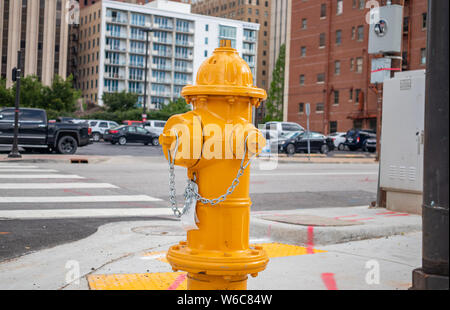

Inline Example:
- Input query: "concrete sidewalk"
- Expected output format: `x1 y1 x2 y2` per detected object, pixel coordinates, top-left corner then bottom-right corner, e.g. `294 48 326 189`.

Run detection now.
0 206 421 290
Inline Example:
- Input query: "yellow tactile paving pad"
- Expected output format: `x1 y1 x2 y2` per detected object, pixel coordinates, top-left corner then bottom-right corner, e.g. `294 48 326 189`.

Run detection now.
88 243 326 290
88 272 187 290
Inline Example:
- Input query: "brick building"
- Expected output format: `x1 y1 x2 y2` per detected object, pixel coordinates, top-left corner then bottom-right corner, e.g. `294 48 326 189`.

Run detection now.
286 0 427 134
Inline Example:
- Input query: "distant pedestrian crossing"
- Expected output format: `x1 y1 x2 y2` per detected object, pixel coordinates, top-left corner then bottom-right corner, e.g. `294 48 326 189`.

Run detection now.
0 162 172 219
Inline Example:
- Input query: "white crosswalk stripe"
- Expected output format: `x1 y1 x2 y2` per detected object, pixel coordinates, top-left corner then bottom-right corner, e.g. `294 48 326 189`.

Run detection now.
0 163 169 219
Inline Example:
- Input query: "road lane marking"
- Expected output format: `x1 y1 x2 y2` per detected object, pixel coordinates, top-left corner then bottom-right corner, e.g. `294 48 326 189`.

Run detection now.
0 169 58 172
0 174 84 179
0 208 172 219
0 165 39 168
0 183 119 189
252 172 378 177
0 195 162 203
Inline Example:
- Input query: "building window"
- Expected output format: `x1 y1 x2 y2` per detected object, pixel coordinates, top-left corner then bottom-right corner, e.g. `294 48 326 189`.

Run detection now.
335 61 341 75
422 13 427 29
205 24 209 31
320 4 327 18
333 90 339 105
300 74 305 85
356 57 363 73
319 33 326 48
204 50 208 57
358 0 365 10
302 18 307 29
336 0 343 15
299 102 304 114
316 103 324 113
349 89 353 101
317 73 325 83
330 121 337 133
301 46 306 57
336 30 342 45
357 25 364 41
351 27 356 40
355 89 362 104
420 48 427 64
350 58 354 71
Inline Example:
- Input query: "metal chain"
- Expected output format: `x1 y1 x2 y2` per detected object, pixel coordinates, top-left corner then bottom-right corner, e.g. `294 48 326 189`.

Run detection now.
166 132 255 217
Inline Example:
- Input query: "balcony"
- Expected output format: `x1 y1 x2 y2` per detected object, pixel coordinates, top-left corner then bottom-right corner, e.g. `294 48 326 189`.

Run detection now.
106 16 128 25
176 27 194 34
151 90 172 97
153 37 173 45
243 48 256 55
105 72 126 79
104 58 126 66
175 40 194 47
153 23 174 31
152 50 172 57
129 62 145 68
174 79 192 85
151 77 172 84
105 31 127 39
243 36 257 42
129 75 144 81
151 64 172 71
131 21 152 28
175 53 193 60
130 48 146 55
174 66 193 73
105 45 127 52
130 34 146 41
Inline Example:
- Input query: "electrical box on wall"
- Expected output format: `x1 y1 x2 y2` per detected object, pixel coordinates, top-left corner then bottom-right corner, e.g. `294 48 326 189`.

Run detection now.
368 5 404 54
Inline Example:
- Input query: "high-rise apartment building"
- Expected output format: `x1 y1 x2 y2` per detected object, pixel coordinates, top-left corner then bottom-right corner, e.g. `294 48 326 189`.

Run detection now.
191 0 271 90
286 0 428 134
77 0 259 108
0 0 70 87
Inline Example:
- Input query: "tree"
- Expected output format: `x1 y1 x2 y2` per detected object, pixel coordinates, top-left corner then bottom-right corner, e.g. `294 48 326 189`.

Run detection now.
43 75 80 113
102 91 139 112
264 44 286 122
0 78 13 107
151 97 191 120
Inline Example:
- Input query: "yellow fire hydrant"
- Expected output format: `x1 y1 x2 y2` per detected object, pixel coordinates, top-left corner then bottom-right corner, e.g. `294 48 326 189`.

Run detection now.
159 40 268 290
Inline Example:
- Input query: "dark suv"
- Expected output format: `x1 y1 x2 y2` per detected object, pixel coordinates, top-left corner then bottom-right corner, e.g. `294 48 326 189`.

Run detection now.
345 129 376 151
0 108 90 154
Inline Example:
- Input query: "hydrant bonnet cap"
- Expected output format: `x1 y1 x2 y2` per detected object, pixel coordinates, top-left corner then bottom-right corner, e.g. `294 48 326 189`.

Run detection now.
181 40 267 101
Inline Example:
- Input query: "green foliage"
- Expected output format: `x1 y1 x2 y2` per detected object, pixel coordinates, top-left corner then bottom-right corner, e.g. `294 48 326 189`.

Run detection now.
102 91 139 112
0 75 80 116
0 78 13 107
264 44 286 123
82 97 191 123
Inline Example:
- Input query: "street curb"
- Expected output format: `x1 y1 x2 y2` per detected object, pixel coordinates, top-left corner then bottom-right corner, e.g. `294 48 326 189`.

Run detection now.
249 214 422 246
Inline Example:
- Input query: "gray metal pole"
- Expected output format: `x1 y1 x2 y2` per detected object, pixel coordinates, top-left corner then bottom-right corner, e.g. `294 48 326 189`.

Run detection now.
8 50 22 159
411 0 449 290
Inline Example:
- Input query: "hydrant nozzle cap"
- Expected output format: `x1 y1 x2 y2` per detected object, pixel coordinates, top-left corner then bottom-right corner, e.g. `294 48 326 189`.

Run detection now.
181 40 267 103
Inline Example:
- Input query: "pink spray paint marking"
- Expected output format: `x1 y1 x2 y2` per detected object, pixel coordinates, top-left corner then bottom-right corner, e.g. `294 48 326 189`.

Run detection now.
306 226 315 254
321 273 338 290
167 273 187 290
334 215 358 220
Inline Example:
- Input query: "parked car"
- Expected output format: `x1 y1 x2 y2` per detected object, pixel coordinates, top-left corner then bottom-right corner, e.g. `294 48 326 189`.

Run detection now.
103 125 159 146
143 120 166 136
363 137 377 153
345 129 376 151
328 132 347 151
88 120 120 142
278 131 334 155
0 108 91 154
122 120 143 126
262 121 305 139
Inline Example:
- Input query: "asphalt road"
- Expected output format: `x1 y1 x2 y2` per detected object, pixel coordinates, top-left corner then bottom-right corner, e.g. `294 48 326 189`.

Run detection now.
0 153 378 261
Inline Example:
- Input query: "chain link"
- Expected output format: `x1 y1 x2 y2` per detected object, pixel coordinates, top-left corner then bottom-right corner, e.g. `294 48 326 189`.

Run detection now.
166 132 255 217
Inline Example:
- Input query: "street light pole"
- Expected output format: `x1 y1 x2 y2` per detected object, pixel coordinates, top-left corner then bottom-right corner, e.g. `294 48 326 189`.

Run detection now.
142 28 153 122
8 50 22 159
411 0 449 290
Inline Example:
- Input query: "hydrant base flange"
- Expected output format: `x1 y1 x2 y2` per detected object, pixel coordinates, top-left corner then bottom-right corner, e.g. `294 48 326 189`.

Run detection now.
167 243 269 276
